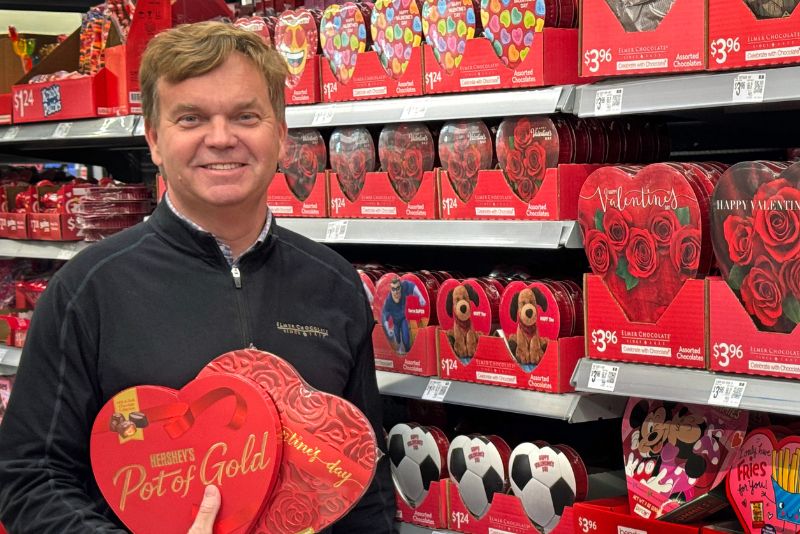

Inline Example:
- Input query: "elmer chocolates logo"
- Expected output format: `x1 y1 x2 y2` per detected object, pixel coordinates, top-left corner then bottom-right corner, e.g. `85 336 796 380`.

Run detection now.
41 85 62 117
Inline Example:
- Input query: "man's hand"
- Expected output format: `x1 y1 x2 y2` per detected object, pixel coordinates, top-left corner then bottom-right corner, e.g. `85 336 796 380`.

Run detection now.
188 485 220 534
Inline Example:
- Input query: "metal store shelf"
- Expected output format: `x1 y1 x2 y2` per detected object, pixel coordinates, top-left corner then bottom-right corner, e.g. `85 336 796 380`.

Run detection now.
377 371 626 423
574 65 800 117
0 239 89 260
0 347 22 375
572 359 800 416
0 116 140 145
279 219 582 248
285 86 573 128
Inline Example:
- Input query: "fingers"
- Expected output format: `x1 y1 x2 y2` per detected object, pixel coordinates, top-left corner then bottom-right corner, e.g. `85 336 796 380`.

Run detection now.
188 485 221 534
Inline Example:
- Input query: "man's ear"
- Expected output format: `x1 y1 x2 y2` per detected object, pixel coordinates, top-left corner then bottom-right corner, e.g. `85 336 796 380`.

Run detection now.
276 119 288 165
144 120 163 168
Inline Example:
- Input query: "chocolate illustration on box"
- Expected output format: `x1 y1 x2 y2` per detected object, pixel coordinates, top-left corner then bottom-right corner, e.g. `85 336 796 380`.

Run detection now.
371 0 424 78
378 124 435 203
711 161 800 333
200 349 379 533
90 373 283 534
727 427 800 534
622 398 748 519
439 119 494 203
330 126 377 202
278 128 327 202
578 164 709 323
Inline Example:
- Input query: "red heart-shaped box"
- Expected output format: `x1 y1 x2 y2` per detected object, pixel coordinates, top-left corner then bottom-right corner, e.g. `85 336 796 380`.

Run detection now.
371 0 424 78
321 3 371 84
278 129 327 203
421 0 481 73
329 126 377 203
91 373 283 534
274 8 321 89
200 349 378 534
727 427 800 534
374 272 436 354
578 163 708 323
379 124 436 203
622 398 748 520
439 120 494 203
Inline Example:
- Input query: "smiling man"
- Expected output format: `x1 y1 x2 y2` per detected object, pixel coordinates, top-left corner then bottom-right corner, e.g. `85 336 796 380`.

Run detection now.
0 22 394 533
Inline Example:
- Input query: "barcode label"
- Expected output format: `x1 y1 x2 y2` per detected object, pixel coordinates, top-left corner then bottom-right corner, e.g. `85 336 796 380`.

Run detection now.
594 88 623 116
587 362 619 392
732 73 766 103
52 122 72 138
325 220 348 241
708 378 747 408
2 126 19 141
312 109 335 126
421 379 451 402
129 92 142 103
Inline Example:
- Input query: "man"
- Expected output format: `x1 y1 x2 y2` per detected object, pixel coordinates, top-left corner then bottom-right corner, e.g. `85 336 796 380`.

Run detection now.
0 22 394 533
381 276 426 354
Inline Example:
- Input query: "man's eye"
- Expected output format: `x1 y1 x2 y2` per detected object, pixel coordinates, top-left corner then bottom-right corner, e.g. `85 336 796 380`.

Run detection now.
238 113 260 124
177 115 199 125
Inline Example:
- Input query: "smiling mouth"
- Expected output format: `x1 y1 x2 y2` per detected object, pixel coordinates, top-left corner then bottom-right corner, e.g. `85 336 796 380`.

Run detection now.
202 163 245 170
279 46 307 69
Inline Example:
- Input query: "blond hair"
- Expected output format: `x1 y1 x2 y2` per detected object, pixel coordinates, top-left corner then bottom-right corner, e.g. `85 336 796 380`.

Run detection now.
139 21 287 126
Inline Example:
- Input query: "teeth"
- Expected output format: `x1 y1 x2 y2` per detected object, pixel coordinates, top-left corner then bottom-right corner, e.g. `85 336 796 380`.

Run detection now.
205 163 242 170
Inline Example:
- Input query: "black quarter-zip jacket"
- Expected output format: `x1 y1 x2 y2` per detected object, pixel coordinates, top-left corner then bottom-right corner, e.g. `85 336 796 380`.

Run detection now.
0 201 395 533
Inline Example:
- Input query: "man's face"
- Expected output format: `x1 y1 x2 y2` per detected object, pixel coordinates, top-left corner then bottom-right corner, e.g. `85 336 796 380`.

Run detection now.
145 52 286 215
390 282 402 304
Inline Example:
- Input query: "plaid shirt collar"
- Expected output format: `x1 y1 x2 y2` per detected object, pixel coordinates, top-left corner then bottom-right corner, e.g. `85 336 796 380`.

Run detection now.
163 192 272 267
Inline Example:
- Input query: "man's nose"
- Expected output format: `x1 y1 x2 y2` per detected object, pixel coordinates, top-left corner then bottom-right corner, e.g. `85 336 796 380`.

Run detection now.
205 116 237 148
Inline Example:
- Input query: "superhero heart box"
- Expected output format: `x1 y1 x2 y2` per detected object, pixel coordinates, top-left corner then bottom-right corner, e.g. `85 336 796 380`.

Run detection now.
372 272 439 375
579 0 706 77
622 398 748 522
726 427 800 534
708 0 800 71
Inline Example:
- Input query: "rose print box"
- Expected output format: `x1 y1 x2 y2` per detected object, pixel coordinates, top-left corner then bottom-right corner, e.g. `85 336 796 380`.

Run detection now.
579 0 706 77
709 0 800 71
329 171 439 219
267 172 328 217
439 165 598 221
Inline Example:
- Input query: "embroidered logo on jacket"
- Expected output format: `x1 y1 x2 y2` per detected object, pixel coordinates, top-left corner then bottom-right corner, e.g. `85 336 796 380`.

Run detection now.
276 322 329 338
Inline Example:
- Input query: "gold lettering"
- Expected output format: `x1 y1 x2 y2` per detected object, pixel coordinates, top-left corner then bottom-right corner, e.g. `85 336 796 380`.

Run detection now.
114 464 146 511
201 442 229 485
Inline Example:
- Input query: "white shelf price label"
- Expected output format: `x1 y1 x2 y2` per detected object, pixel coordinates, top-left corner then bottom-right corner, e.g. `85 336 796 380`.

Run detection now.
56 243 79 260
421 379 451 402
400 104 427 120
708 378 747 408
311 109 335 126
325 220 348 241
52 122 73 138
586 362 619 392
732 73 766 103
594 88 623 116
2 127 20 141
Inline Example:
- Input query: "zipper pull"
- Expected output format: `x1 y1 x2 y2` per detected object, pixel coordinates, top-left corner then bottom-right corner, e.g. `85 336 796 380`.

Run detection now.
231 267 242 289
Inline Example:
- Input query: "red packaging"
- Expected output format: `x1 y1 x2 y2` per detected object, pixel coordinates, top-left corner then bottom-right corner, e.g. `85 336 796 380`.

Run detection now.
378 123 436 201
439 164 599 221
0 94 11 125
480 0 547 69
320 3 372 85
423 27 580 94
437 278 499 361
329 126 377 202
709 0 800 70
275 8 322 104
372 0 425 77
421 0 481 74
579 0 706 77
329 169 439 219
28 183 90 241
90 373 283 534
439 120 494 203
573 500 701 534
234 16 275 45
0 187 29 240
200 349 378 533
270 128 328 217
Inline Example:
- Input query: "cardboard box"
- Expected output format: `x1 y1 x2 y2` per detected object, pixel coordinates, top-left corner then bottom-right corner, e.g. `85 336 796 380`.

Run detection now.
584 274 706 368
321 48 424 102
708 0 800 70
373 325 438 376
708 277 800 378
12 29 121 123
423 28 581 95
579 0 706 77
0 314 29 348
329 171 439 219
573 499 701 534
27 183 89 241
395 479 449 530
267 171 328 217
439 165 598 221
438 330 582 393
0 93 9 124
0 186 29 239
285 55 321 105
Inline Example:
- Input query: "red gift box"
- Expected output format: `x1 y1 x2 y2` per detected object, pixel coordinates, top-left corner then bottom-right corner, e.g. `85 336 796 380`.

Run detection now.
439 165 598 221
285 55 321 105
0 94 10 124
0 186 29 240
573 499 701 534
396 479 450 529
275 9 323 106
28 183 90 241
579 0 706 77
0 315 30 348
709 277 800 378
267 171 328 217
438 330 583 393
423 28 580 94
329 170 439 219
708 0 800 71
584 274 706 368
373 324 438 376
321 48 424 102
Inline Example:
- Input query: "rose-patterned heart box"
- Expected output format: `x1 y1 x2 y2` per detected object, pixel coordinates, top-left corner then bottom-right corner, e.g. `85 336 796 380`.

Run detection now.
439 165 599 221
584 274 707 367
573 499 701 534
708 0 800 71
372 272 440 375
423 28 580 94
329 170 439 219
275 8 322 105
580 0 706 77
726 427 800 534
268 172 329 217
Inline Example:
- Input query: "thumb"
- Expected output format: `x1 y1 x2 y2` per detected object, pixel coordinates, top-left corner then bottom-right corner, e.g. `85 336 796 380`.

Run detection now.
188 485 221 534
